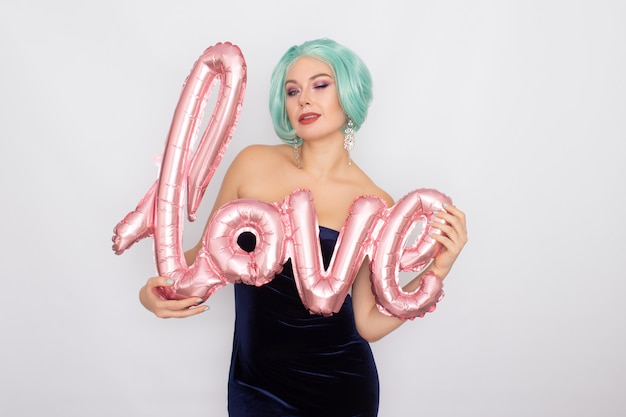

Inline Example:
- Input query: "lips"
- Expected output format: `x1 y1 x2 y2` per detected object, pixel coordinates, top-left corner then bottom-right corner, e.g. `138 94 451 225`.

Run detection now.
298 112 320 125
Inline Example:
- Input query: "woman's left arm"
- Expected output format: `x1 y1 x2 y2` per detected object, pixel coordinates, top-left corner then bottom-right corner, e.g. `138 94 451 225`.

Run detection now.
351 204 468 342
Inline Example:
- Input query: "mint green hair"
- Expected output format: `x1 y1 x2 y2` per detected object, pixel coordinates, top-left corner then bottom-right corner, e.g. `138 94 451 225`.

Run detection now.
269 38 373 145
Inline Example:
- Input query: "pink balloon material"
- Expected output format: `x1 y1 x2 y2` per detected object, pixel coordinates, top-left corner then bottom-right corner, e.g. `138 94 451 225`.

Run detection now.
112 41 247 300
112 42 450 319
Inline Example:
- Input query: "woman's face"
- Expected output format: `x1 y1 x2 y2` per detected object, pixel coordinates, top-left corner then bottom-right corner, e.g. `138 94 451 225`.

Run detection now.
284 56 345 142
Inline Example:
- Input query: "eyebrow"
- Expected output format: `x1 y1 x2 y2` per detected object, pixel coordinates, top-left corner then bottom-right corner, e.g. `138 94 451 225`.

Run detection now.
285 73 333 85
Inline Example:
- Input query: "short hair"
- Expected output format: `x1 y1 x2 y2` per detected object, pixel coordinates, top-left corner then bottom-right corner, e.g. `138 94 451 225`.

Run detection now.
269 38 373 145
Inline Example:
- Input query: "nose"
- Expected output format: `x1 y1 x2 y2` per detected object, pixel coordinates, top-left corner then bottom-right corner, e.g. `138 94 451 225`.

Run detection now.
298 89 310 107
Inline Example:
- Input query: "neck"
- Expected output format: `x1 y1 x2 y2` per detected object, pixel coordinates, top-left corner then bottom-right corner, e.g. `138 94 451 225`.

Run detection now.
299 136 351 178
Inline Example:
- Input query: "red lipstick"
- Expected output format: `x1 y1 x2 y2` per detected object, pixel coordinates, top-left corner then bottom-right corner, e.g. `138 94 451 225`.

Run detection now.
298 112 320 125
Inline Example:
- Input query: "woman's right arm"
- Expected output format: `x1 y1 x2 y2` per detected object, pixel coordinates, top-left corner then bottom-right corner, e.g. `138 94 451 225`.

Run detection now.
139 146 257 318
139 277 210 318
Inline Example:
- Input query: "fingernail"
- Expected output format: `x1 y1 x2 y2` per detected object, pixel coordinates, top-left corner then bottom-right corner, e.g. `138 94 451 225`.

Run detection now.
433 210 439 215
196 298 204 303
443 203 449 207
166 279 174 285
204 306 210 312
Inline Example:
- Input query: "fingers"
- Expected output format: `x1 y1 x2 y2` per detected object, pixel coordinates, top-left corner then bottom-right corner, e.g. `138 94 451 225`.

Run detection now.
429 204 468 250
146 275 175 289
426 205 468 279
153 298 210 319
438 205 466 231
141 277 210 319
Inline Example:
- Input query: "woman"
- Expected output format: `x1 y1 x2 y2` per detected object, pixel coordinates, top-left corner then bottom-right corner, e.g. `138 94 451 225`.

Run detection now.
139 38 467 416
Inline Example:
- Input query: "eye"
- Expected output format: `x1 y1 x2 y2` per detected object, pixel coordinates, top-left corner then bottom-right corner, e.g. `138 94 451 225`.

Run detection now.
286 86 300 96
313 82 329 90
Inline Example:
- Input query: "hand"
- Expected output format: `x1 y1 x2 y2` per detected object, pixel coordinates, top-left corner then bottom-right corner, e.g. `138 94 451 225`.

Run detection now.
428 204 468 279
139 276 210 319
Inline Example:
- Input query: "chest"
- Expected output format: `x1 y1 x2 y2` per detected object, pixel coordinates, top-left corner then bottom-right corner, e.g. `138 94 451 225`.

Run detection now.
240 180 363 231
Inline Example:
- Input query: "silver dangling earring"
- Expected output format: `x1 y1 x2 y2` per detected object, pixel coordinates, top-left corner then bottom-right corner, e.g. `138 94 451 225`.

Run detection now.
343 117 355 165
293 139 302 169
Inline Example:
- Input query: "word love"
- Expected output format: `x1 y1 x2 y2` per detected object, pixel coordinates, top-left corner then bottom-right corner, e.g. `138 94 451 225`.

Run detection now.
194 188 448 319
112 42 450 319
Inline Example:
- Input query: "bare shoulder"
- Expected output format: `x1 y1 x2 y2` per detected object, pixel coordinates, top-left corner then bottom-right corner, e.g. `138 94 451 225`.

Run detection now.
231 144 289 169
229 144 296 201
217 145 283 196
364 182 394 208
371 184 395 207
352 166 395 207
226 144 279 175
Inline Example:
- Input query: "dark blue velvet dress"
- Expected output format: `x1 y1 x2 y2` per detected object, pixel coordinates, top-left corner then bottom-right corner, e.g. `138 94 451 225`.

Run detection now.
228 227 380 416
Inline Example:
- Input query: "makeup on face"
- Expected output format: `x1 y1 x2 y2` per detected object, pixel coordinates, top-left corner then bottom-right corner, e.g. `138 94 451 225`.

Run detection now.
283 57 345 138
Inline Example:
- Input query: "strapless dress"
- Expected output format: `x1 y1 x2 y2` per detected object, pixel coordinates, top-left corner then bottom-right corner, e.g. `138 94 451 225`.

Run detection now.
227 226 379 416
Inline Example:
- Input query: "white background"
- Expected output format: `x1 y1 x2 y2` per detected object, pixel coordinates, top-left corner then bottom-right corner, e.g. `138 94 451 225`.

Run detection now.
1 1 625 416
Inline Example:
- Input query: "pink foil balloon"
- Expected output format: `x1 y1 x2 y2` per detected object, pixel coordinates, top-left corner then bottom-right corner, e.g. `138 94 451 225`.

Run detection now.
112 42 247 300
205 199 286 286
112 42 451 319
370 189 451 319
286 190 386 316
